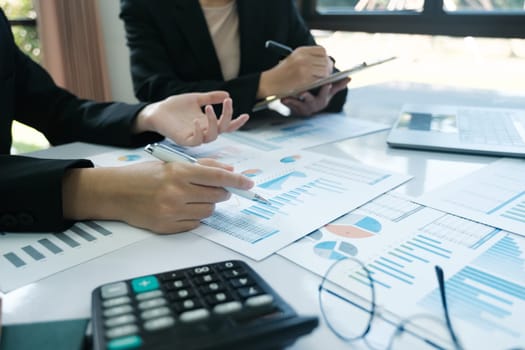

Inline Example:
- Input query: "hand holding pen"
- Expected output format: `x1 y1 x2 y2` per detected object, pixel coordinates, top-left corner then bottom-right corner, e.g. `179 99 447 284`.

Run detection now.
259 40 348 116
145 143 270 205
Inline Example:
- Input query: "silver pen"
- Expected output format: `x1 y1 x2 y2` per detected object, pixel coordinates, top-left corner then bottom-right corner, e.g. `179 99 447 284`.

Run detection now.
144 143 270 205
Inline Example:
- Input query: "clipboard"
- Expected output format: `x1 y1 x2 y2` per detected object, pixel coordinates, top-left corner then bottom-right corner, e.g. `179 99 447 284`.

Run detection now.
253 56 396 112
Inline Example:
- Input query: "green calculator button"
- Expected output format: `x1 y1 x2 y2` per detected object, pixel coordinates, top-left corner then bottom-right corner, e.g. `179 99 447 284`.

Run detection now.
107 335 143 349
131 276 159 293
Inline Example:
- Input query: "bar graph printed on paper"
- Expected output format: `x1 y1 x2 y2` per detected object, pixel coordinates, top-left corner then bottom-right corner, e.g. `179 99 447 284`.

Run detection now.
203 175 350 244
2 222 109 268
305 159 391 185
193 149 412 260
0 221 149 292
419 233 525 341
417 158 525 237
356 193 424 222
353 214 501 291
498 195 525 224
418 214 501 249
202 211 279 244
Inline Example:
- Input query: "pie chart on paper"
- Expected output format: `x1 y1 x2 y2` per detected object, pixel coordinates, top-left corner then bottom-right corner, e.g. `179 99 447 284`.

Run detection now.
242 169 263 177
118 154 142 162
325 214 382 239
313 241 358 260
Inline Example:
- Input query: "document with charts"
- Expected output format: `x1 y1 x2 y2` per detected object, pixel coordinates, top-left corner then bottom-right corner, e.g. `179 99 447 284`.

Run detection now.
188 148 411 260
416 158 525 237
0 221 150 292
279 193 525 349
222 113 389 151
86 143 411 260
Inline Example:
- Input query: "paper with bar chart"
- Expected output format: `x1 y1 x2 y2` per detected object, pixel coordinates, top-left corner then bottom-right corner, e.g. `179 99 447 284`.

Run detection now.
418 232 525 349
222 113 389 151
279 193 525 349
278 193 430 276
190 150 411 260
417 158 525 237
0 221 150 292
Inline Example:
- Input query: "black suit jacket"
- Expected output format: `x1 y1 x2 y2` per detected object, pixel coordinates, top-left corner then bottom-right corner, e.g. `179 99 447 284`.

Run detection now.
0 10 160 232
120 0 347 117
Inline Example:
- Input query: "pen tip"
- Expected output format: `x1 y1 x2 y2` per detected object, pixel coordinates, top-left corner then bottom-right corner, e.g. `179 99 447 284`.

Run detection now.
255 194 271 205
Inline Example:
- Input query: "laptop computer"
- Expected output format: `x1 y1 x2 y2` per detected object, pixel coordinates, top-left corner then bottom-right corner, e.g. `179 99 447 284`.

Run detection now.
386 104 525 158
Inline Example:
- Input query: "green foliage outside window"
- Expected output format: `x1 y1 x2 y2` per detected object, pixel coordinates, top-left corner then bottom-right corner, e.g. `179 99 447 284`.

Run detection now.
0 0 40 62
1 0 48 153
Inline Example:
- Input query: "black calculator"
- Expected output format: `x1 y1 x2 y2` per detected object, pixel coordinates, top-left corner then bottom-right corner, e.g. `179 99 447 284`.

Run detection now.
90 260 318 350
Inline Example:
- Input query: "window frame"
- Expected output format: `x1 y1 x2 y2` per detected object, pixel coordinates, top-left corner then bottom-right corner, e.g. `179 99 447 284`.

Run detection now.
298 0 525 38
8 18 37 26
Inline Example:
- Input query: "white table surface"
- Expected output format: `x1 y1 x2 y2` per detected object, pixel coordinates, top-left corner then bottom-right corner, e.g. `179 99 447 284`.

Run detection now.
3 81 525 349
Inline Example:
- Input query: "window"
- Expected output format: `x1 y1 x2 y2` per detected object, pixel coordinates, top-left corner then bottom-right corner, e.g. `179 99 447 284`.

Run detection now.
1 0 40 62
300 0 525 101
2 0 49 153
300 0 525 38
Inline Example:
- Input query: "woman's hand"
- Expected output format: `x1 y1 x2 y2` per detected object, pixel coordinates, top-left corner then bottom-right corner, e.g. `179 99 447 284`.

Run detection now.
134 91 249 146
62 158 254 233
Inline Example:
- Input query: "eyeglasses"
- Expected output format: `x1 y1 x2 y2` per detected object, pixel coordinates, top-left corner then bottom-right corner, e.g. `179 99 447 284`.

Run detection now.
318 257 463 350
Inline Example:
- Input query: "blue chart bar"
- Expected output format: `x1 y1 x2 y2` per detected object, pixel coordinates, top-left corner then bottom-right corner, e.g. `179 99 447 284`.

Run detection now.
38 238 63 254
368 235 453 289
223 132 278 151
4 252 26 268
85 221 112 236
420 234 525 338
396 235 451 261
473 234 525 282
486 190 525 215
501 200 525 224
54 232 80 248
268 124 317 143
22 245 45 261
242 178 344 221
70 226 96 242
420 266 524 337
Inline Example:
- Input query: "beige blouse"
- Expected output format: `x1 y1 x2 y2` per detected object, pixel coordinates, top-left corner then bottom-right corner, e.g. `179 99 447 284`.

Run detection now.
201 1 240 81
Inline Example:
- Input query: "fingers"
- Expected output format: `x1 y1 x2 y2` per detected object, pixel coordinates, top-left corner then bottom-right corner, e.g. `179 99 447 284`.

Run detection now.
154 220 200 235
216 98 250 133
296 45 327 58
182 184 231 204
197 158 234 171
195 91 230 106
217 98 233 133
330 77 351 95
281 83 332 116
226 113 250 132
188 164 254 190
293 46 332 78
184 119 205 146
316 83 332 101
282 95 312 116
203 105 219 143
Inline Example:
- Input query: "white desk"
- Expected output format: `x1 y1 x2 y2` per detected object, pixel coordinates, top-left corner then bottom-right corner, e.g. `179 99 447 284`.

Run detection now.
3 82 525 349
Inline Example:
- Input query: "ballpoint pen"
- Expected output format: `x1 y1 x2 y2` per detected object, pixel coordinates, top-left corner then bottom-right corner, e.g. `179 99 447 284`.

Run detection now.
265 40 293 57
144 143 270 205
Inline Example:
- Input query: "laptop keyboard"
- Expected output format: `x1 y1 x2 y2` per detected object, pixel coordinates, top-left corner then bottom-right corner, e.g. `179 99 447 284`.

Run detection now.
458 108 525 146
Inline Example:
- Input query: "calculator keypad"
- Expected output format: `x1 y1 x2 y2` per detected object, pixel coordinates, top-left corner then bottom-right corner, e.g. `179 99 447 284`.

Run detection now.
95 261 279 349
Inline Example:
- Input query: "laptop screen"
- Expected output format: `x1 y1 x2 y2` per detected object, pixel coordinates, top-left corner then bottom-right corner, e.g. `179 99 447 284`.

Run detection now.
396 111 458 133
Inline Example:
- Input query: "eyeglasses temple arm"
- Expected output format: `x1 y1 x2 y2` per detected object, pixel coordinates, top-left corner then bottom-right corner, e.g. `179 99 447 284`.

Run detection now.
435 265 464 350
